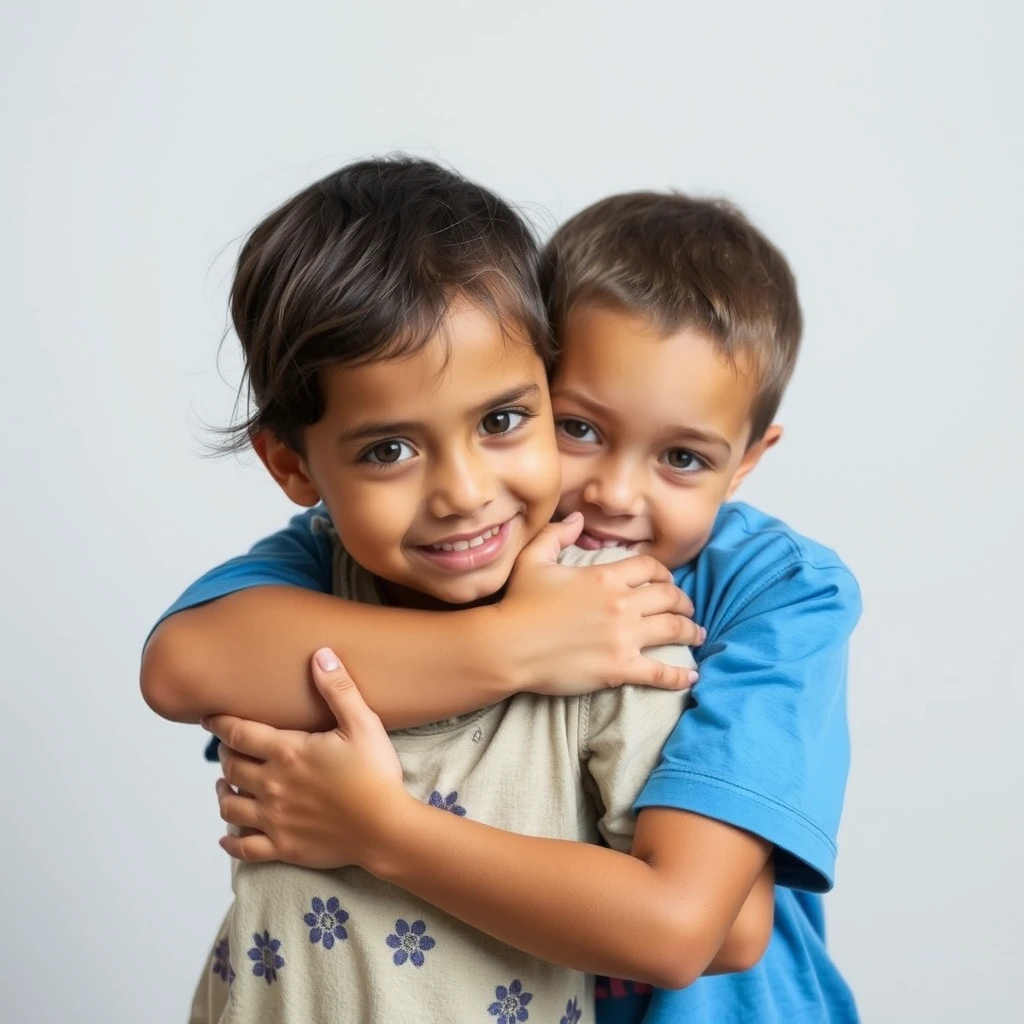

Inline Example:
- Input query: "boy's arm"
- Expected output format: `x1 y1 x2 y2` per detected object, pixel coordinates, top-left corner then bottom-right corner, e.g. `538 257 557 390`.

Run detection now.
142 511 700 731
353 550 856 981
707 860 774 974
213 544 855 981
355 669 773 987
368 800 772 989
213 661 773 989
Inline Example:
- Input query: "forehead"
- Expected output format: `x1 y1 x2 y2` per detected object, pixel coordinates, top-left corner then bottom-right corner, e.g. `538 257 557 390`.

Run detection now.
553 305 757 445
320 304 544 424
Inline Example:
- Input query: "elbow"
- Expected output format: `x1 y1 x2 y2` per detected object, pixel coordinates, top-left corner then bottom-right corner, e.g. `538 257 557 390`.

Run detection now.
140 621 204 723
713 927 770 975
647 963 700 992
638 915 708 991
643 913 769 990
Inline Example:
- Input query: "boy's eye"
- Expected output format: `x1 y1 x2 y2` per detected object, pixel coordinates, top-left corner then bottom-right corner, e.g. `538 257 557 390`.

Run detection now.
557 418 598 443
363 440 415 465
661 449 703 472
480 409 527 435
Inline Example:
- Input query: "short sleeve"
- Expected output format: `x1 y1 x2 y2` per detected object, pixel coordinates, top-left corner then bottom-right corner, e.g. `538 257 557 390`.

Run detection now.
150 507 334 635
582 686 693 852
560 543 697 851
635 556 861 892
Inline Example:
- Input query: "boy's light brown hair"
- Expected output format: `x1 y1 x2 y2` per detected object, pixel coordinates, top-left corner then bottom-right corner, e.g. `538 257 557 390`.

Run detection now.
541 192 802 444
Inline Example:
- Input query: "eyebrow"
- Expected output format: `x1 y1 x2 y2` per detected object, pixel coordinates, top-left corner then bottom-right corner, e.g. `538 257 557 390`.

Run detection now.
338 382 542 445
553 387 733 455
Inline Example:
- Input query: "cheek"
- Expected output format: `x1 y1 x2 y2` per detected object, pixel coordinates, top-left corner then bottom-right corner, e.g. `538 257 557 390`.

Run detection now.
650 485 720 557
510 435 561 516
320 481 413 559
555 450 589 501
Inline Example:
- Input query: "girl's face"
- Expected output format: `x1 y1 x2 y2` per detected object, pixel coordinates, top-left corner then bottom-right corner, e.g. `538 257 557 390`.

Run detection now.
277 301 560 609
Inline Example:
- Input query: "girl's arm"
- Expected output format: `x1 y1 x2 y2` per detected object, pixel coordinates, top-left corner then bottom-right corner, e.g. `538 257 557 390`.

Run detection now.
210 650 773 988
142 517 700 731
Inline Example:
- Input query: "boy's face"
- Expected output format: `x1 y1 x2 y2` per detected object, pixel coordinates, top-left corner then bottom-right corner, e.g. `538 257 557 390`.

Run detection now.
550 304 779 569
263 302 560 608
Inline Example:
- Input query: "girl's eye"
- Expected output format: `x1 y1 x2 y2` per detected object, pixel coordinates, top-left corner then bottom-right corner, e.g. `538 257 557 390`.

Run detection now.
480 408 527 435
661 449 703 472
363 440 416 466
557 418 598 443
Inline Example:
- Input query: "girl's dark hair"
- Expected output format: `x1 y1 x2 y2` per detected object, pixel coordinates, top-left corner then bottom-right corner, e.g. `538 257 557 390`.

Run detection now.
222 156 551 452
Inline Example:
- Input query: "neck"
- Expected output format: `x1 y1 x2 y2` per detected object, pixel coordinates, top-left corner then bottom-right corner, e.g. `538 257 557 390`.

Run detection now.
378 578 507 612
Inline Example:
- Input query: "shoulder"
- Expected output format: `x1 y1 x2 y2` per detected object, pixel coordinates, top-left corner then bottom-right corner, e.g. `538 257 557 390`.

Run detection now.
582 685 691 754
152 506 336 631
684 503 861 639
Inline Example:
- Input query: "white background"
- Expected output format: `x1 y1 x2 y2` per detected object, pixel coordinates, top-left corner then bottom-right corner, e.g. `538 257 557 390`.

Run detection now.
2 2 1021 1021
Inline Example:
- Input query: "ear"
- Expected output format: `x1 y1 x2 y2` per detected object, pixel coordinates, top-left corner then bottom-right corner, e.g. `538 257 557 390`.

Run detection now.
251 430 321 507
725 424 783 500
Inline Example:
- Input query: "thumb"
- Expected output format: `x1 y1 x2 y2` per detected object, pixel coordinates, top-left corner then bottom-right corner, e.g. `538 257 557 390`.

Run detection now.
519 512 584 567
310 647 373 732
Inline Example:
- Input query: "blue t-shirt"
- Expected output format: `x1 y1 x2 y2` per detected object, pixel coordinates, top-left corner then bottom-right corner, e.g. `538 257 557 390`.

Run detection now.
157 502 861 1023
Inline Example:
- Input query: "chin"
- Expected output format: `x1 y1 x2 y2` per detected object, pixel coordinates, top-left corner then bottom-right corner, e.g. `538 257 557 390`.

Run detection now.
434 565 513 607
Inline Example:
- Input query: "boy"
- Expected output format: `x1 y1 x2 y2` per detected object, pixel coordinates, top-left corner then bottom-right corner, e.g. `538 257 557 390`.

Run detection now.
146 156 770 1024
145 179 860 1022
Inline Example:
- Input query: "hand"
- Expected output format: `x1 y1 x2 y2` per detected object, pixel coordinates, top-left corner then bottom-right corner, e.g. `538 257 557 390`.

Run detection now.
500 512 704 693
207 647 407 868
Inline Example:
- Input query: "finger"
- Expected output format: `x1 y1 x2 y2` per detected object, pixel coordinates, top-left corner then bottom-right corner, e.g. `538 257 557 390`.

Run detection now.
215 778 263 831
639 610 706 650
602 553 676 589
219 832 277 863
310 648 378 733
517 513 584 567
630 656 700 690
203 714 278 761
218 747 265 794
627 581 697 621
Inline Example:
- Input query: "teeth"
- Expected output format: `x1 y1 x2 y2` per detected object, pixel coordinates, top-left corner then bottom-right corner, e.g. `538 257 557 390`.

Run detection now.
429 525 500 552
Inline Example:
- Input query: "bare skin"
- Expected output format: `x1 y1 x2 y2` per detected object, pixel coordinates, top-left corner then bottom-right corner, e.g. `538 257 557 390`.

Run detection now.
209 649 775 986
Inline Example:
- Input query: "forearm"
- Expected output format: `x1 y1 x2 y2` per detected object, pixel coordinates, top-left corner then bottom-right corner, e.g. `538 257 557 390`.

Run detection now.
141 587 512 730
368 797 762 990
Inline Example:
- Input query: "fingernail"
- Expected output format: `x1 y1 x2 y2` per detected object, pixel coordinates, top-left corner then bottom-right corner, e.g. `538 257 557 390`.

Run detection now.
699 627 707 643
688 670 699 684
200 717 210 730
315 647 341 671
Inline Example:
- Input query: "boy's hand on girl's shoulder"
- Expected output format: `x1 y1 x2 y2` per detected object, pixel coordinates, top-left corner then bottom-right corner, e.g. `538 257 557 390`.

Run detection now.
499 513 703 696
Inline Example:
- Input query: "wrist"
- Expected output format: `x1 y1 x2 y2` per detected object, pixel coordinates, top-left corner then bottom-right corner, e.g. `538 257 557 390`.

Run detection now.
361 791 430 881
463 603 529 697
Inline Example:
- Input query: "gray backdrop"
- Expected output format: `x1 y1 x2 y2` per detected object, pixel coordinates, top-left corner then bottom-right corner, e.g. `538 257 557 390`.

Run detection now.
2 1 1021 1021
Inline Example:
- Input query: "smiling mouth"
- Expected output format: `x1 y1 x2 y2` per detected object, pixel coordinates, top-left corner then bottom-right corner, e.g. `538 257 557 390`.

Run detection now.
577 529 646 551
424 524 503 552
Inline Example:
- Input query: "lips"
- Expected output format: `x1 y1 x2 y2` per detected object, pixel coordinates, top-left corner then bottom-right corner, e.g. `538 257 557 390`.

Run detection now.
412 517 518 574
576 527 647 551
423 524 502 552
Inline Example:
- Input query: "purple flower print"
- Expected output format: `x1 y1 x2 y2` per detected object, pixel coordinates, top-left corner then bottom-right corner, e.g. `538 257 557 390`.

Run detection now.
247 930 285 984
428 790 467 816
303 896 349 950
211 936 235 984
385 918 437 967
487 978 533 1023
560 996 582 1024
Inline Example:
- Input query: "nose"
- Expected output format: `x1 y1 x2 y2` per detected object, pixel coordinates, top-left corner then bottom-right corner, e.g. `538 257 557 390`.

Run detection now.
581 455 645 518
428 446 496 519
